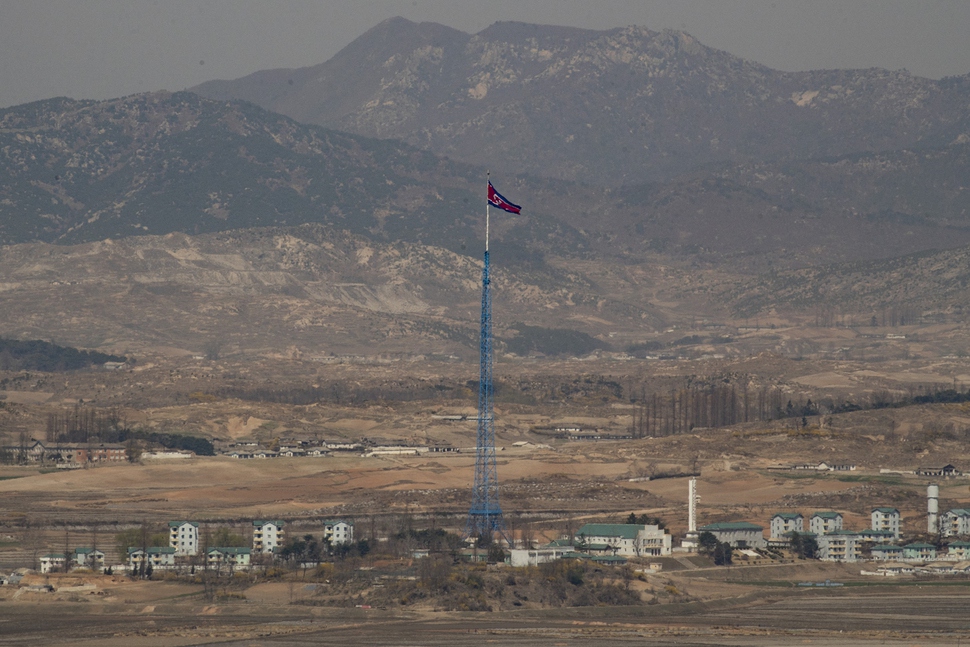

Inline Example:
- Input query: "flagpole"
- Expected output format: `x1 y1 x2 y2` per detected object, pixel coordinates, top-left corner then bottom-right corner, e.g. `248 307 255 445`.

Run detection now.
485 171 490 252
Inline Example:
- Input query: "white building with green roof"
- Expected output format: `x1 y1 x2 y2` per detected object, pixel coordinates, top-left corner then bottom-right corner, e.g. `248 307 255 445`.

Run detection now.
941 509 970 537
817 530 861 562
253 520 285 554
809 511 843 535
323 520 354 546
574 523 671 557
871 507 901 539
698 522 765 548
770 513 804 539
169 521 200 556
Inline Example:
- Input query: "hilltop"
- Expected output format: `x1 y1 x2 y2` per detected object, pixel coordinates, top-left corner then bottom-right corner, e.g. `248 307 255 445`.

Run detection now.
194 17 970 185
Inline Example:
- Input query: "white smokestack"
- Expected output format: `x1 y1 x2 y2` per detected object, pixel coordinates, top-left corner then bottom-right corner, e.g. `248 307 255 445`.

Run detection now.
688 477 698 533
928 483 939 534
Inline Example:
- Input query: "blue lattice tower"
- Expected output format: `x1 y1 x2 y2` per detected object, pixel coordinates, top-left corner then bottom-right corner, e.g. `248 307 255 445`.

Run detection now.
464 191 508 544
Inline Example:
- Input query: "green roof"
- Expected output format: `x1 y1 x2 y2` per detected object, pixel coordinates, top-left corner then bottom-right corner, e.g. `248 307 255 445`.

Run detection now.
948 541 970 548
946 509 970 517
871 544 902 552
208 546 251 555
699 522 763 531
253 520 285 527
576 523 642 540
824 529 861 536
127 546 176 555
73 547 102 554
545 538 573 547
812 511 842 519
872 507 899 514
904 543 936 549
168 521 199 528
772 513 803 520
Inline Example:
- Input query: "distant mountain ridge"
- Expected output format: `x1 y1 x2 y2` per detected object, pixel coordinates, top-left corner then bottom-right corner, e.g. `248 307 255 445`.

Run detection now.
194 17 970 185
0 91 588 258
4 90 970 269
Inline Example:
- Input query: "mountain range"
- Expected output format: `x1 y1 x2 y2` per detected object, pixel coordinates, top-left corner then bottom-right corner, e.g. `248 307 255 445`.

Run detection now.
3 18 970 355
194 17 970 186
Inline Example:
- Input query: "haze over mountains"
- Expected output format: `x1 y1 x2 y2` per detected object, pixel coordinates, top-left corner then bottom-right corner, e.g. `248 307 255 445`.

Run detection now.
3 17 970 354
194 17 970 185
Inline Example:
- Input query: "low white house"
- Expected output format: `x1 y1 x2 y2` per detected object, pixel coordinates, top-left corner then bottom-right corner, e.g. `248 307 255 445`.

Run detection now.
871 544 904 561
575 523 672 556
871 507 901 539
169 521 200 556
39 553 66 574
72 547 105 571
769 513 804 539
509 546 574 567
698 522 766 548
253 520 285 554
206 546 251 570
809 511 843 535
323 520 354 546
128 546 176 571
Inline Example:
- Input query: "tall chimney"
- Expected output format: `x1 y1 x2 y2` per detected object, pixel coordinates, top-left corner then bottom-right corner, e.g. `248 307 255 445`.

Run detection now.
928 483 939 534
688 477 698 533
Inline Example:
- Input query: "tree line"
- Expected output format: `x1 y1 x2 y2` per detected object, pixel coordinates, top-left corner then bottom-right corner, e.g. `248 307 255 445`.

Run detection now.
42 404 214 455
0 338 126 372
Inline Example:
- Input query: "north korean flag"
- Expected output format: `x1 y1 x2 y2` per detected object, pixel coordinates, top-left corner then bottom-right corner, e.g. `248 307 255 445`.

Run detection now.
487 181 522 215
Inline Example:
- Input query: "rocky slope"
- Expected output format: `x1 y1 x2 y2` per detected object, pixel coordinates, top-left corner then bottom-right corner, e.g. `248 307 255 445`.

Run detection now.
195 17 970 185
0 91 589 258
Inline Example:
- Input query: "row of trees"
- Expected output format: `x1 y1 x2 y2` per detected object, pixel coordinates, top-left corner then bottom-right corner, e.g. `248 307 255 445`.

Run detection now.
41 404 214 456
629 383 797 437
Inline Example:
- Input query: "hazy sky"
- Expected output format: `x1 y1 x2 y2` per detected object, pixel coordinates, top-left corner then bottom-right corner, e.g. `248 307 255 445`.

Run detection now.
2 0 969 109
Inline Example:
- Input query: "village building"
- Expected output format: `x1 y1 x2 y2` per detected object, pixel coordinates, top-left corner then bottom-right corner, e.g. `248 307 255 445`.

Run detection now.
915 465 962 478
169 521 200 556
575 523 673 556
509 545 574 567
206 547 251 570
697 522 765 548
769 513 804 539
870 544 904 561
903 542 937 561
72 547 105 571
859 529 897 543
817 530 861 562
946 541 970 560
323 520 354 545
871 507 901 539
809 511 843 535
39 553 66 574
940 509 970 537
127 546 176 571
253 520 285 554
